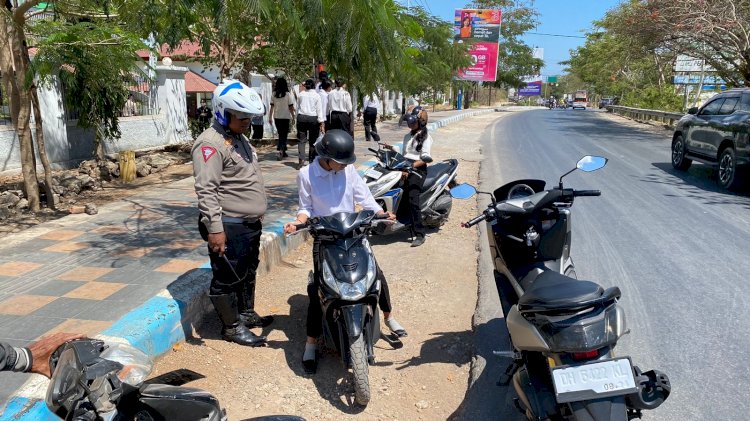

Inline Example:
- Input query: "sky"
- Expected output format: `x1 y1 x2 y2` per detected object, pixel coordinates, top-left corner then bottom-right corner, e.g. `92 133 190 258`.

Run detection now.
401 0 621 78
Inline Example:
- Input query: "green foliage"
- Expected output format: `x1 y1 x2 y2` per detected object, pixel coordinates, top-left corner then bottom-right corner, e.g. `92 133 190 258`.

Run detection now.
564 1 680 110
31 18 148 139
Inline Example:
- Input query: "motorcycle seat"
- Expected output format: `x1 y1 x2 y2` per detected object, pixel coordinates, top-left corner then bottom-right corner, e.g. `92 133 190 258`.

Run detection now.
421 159 458 191
518 271 609 313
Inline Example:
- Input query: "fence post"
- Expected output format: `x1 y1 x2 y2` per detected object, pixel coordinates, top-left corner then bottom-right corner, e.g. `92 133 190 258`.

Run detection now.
119 150 136 183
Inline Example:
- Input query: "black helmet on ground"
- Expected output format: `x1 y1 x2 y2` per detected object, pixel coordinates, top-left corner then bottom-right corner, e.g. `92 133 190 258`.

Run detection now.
315 129 357 165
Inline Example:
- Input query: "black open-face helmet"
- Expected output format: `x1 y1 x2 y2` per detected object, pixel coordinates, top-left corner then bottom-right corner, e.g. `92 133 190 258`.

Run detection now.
315 129 357 165
406 106 428 128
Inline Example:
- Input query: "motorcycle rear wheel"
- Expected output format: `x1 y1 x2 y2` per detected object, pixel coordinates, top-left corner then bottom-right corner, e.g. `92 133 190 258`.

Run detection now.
350 334 371 406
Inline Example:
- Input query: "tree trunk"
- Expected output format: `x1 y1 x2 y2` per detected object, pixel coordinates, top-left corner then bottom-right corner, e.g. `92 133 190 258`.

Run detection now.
30 86 55 209
0 14 40 211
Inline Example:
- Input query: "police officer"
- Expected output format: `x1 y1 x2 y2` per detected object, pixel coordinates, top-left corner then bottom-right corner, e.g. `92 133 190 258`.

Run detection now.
193 79 272 347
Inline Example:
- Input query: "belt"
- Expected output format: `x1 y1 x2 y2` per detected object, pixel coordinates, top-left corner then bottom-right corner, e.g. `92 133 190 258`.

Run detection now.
222 215 261 224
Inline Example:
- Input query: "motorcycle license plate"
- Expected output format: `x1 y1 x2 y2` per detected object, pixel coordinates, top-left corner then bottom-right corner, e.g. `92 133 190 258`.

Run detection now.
365 168 383 180
551 358 638 403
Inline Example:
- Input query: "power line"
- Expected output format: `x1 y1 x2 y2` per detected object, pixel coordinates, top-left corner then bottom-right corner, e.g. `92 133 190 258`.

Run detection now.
526 32 586 39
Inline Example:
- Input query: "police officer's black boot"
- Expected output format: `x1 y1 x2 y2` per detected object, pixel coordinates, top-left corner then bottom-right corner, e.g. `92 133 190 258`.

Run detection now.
209 293 267 346
238 282 274 328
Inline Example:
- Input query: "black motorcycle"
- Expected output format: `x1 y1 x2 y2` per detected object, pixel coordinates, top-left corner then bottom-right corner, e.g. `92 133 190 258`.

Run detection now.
450 156 671 421
290 211 389 406
45 339 305 421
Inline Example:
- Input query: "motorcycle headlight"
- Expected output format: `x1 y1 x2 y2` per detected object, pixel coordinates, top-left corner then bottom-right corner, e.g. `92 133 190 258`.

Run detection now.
321 257 377 301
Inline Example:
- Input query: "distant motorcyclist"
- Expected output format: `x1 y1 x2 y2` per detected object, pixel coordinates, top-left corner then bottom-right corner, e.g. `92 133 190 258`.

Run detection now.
548 96 556 109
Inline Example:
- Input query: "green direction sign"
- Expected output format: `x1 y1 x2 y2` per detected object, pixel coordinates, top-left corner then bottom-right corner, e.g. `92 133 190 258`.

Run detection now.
547 76 558 83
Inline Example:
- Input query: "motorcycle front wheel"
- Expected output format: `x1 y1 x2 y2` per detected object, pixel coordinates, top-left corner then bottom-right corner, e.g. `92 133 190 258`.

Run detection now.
350 334 371 406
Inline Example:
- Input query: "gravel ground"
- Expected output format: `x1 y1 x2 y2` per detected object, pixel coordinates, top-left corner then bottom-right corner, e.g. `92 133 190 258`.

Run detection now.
149 114 505 420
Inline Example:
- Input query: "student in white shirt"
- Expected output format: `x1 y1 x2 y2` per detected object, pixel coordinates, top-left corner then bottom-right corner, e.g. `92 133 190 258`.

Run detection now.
296 78 325 168
383 107 432 247
328 79 353 135
283 130 407 374
318 79 332 131
269 77 295 160
359 92 380 141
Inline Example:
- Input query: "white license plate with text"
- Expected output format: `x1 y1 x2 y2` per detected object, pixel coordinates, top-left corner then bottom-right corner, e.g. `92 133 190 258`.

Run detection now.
551 358 637 403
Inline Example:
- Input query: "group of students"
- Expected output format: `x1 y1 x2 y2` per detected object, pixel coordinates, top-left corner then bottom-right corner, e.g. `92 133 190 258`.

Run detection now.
269 71 359 168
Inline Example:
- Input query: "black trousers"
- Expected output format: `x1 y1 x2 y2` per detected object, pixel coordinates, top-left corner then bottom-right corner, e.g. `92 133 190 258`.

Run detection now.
330 111 352 136
307 239 392 338
297 114 320 162
251 124 263 140
274 118 290 151
199 219 262 296
363 108 378 141
405 166 427 237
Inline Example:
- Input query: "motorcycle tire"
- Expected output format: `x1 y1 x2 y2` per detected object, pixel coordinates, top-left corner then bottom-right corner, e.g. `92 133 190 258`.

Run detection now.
350 334 371 406
424 192 452 228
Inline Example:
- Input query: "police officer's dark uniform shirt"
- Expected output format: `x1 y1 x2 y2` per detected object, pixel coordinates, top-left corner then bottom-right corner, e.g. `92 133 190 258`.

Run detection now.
0 342 30 372
192 122 267 232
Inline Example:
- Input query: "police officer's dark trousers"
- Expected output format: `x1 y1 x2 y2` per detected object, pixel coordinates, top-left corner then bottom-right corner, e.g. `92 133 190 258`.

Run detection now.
199 219 266 346
306 239 392 338
363 107 378 141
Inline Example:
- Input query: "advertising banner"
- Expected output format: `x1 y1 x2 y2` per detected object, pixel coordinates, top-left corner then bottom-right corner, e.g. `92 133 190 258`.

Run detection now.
518 80 542 97
454 9 502 82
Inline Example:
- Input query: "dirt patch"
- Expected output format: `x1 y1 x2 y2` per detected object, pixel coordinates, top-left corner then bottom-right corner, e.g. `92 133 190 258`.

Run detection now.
149 114 503 420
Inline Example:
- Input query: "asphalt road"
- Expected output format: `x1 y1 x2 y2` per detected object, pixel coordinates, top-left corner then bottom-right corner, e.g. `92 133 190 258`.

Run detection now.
472 108 750 420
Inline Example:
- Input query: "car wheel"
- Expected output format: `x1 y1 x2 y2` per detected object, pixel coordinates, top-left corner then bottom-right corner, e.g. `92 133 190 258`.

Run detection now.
718 146 744 190
671 135 692 171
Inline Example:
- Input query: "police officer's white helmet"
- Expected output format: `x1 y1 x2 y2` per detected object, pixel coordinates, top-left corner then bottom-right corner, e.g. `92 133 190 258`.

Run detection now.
212 79 263 126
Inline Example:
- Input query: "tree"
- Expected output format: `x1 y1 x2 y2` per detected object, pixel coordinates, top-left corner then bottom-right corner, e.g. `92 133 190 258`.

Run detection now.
613 0 750 86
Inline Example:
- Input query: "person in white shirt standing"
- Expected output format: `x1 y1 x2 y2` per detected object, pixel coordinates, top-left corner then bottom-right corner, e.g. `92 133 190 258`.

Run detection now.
328 79 353 135
318 79 332 132
296 78 325 168
360 92 380 142
269 77 295 161
383 106 432 247
283 130 408 374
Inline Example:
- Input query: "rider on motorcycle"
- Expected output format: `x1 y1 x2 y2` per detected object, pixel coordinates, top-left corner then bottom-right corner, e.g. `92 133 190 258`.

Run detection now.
283 130 408 374
549 95 556 108
382 106 432 247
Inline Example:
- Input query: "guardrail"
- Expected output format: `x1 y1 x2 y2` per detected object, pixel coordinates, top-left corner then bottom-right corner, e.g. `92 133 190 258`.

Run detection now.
606 105 684 128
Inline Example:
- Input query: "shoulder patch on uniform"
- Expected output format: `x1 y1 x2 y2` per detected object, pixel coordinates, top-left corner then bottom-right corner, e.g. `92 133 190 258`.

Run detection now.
201 146 217 162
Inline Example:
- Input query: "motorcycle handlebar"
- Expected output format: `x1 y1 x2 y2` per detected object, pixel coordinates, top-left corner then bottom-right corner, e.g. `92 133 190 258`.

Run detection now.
461 213 487 228
573 190 601 197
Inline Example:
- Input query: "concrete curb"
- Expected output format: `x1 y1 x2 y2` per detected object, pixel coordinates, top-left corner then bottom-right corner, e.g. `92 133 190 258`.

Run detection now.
0 108 500 420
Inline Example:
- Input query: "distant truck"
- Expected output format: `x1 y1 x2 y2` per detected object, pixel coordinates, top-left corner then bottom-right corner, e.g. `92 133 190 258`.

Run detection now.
573 90 588 109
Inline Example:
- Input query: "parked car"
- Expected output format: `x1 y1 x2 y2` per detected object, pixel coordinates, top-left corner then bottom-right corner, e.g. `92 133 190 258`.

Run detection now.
671 89 750 190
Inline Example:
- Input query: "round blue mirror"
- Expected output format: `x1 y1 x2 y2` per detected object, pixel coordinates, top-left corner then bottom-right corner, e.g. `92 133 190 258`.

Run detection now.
450 183 477 199
577 156 608 172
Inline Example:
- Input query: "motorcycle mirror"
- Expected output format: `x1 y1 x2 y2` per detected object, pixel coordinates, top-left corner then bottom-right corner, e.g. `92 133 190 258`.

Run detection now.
450 183 477 200
559 155 609 188
576 155 608 172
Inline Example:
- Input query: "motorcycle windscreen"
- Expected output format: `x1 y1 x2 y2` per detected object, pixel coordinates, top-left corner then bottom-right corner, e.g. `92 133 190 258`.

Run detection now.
493 179 545 202
46 347 84 418
322 241 371 284
315 211 376 236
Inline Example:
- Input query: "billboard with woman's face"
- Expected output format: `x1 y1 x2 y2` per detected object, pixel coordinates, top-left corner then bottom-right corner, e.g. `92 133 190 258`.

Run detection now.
454 9 502 82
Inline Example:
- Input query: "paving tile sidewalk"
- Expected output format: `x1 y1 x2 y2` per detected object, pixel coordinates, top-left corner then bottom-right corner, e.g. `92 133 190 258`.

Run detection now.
0 107 496 413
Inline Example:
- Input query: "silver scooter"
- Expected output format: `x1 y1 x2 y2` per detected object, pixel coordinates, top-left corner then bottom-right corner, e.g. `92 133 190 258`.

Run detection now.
451 156 671 421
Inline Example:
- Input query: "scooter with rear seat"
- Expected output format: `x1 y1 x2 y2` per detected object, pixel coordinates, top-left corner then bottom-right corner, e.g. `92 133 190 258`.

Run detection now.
450 156 671 421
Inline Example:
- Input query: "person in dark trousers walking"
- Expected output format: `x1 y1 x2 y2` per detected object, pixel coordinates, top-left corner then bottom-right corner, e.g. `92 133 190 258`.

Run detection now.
193 79 273 347
283 130 408 374
269 77 295 161
360 92 379 141
383 106 432 247
197 99 212 132
250 90 267 141
296 78 325 168
328 79 352 135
